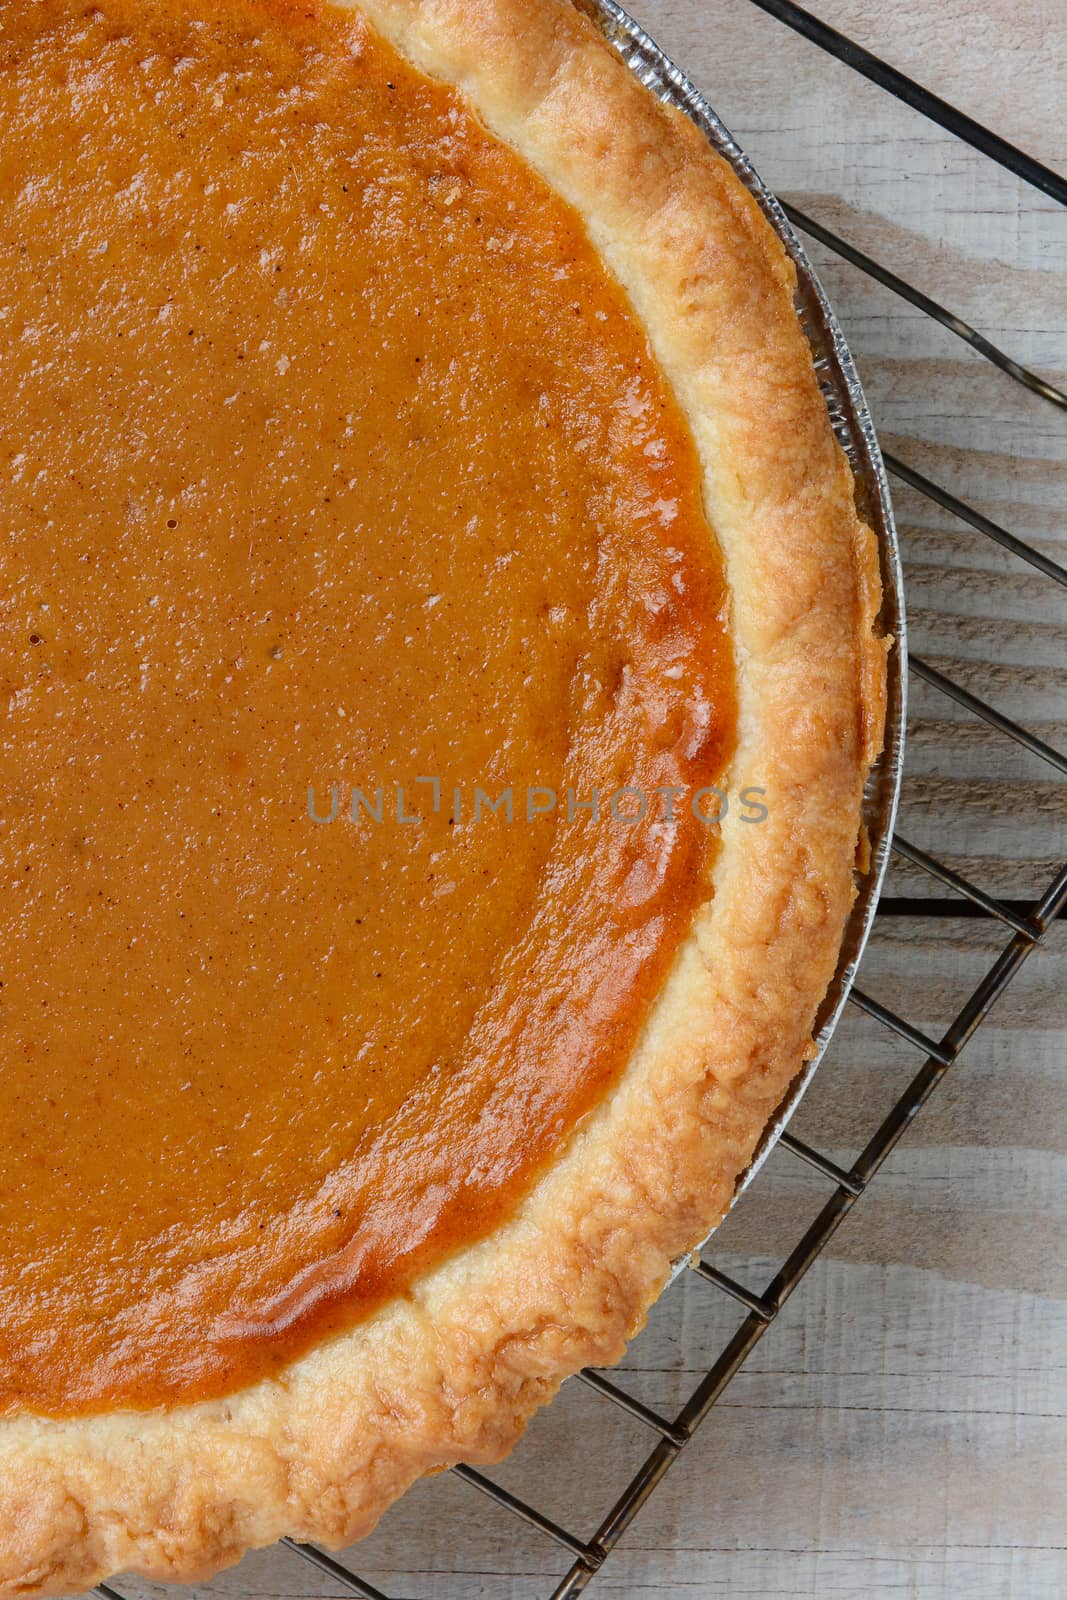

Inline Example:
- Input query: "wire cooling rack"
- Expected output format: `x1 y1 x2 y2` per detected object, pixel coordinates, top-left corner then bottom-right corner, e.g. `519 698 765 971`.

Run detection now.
93 2 1066 1597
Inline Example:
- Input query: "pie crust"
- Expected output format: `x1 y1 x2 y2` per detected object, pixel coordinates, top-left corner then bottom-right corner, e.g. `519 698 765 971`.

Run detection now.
0 0 885 1592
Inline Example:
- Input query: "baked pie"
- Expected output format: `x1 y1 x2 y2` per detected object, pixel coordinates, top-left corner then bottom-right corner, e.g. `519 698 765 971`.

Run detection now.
0 0 885 1591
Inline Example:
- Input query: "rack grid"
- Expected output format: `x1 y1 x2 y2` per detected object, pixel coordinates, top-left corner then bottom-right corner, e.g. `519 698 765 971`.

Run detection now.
93 1 1066 1596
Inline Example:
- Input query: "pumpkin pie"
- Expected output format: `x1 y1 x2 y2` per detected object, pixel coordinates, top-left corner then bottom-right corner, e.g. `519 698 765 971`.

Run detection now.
0 0 885 1591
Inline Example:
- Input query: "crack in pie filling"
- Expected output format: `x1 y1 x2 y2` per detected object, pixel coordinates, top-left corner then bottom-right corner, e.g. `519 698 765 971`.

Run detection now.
0 0 886 1591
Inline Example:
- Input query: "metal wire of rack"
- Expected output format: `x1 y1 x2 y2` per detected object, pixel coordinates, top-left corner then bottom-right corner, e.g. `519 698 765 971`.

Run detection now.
92 2 1066 1598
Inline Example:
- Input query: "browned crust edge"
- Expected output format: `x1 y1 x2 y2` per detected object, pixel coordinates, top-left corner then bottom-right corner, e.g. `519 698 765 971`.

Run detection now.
0 1 886 1592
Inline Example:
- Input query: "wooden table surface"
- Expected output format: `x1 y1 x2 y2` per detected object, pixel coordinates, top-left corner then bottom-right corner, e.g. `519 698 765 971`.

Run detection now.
126 3 1067 1599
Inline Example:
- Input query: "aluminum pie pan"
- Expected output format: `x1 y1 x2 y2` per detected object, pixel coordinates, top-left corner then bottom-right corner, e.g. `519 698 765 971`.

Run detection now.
579 0 908 1256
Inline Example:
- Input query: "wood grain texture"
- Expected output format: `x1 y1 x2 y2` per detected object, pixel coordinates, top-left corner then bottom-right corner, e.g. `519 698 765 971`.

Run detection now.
111 2 1066 1598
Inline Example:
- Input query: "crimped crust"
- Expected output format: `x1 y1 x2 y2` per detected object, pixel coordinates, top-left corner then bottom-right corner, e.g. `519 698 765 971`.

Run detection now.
0 1 885 1592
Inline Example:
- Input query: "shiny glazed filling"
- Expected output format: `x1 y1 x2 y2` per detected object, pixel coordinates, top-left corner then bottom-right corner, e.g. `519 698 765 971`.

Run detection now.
0 0 736 1415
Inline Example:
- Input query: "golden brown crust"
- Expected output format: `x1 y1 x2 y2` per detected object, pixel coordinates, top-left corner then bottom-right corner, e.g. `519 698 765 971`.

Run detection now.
0 0 885 1592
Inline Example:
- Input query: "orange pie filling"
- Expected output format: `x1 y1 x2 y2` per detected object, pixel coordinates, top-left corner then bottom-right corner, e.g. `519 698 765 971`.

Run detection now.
0 0 737 1416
